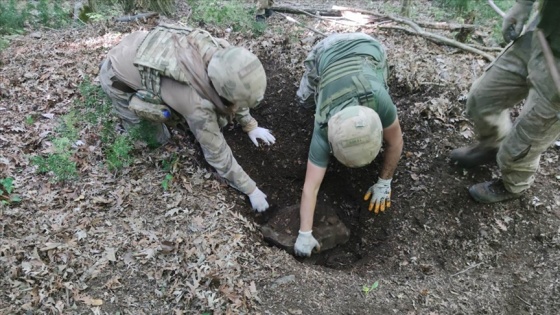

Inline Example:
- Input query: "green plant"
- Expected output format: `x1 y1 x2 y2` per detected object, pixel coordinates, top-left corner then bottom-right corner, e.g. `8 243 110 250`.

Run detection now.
161 154 179 191
56 110 79 140
0 0 27 35
31 137 78 182
106 134 134 171
25 115 35 125
0 177 21 205
0 0 72 35
161 173 173 191
362 281 379 296
128 121 162 149
188 0 264 34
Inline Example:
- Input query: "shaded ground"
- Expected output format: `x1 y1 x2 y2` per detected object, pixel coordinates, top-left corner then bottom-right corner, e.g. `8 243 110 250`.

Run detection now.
1 1 560 314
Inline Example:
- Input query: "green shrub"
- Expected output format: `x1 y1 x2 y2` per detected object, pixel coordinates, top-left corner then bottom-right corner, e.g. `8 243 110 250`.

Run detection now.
0 0 27 35
31 137 78 182
106 134 134 171
0 0 71 35
434 0 515 20
1 177 21 205
188 0 264 34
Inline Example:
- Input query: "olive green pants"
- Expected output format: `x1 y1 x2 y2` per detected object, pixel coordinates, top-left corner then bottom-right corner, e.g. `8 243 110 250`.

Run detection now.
255 0 273 15
98 59 171 145
466 31 560 193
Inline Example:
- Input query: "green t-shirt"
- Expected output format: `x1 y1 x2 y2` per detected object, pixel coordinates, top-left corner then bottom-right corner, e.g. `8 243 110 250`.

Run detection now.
307 37 397 168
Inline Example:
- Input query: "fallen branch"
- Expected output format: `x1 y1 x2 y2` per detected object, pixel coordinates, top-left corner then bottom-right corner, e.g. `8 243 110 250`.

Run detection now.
488 0 506 17
277 6 375 26
416 21 476 31
537 29 560 94
379 25 495 61
451 262 483 277
515 294 534 308
115 12 158 22
331 6 494 61
276 12 327 37
274 5 476 30
468 44 504 52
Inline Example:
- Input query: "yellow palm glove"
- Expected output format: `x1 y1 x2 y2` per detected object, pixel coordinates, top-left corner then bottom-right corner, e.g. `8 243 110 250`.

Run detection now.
364 177 392 214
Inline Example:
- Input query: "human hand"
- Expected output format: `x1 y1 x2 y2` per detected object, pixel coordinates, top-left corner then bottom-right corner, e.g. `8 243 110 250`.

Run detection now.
294 230 320 257
248 127 276 147
364 177 392 214
502 0 533 42
248 187 269 212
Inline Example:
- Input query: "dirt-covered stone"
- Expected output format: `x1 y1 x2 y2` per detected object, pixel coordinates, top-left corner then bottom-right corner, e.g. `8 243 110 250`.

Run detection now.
261 203 350 254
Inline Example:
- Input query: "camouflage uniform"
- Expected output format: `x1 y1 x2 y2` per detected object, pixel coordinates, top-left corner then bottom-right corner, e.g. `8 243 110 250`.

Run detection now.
465 0 560 193
255 0 274 16
99 30 260 195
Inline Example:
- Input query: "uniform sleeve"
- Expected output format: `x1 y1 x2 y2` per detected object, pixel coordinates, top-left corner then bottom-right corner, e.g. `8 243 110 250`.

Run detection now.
373 85 397 128
235 107 258 132
185 102 257 194
308 122 331 168
160 78 257 195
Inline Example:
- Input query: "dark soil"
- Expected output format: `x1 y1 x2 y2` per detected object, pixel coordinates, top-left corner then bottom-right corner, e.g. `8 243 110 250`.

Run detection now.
222 54 560 313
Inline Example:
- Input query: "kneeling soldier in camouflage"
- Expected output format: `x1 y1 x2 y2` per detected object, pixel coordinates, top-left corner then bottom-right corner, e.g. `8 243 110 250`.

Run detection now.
99 24 275 212
294 33 404 256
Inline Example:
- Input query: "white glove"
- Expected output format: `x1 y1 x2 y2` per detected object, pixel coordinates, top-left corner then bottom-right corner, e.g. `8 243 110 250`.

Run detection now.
501 0 533 42
364 177 392 214
248 187 269 212
294 230 320 257
248 127 276 147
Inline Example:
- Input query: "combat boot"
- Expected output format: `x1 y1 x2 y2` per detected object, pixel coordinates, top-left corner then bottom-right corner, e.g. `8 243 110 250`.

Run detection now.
468 179 521 203
256 9 273 22
450 145 498 168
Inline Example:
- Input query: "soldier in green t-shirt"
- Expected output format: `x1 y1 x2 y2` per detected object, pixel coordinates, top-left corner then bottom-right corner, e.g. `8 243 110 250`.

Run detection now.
294 33 403 257
451 0 560 203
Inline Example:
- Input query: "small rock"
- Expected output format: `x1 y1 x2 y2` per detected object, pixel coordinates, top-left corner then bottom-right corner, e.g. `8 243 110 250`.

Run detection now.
261 203 350 254
30 32 42 39
288 309 303 315
270 275 295 289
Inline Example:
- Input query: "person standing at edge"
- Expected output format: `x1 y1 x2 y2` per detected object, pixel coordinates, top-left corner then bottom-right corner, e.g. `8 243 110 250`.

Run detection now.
450 0 560 203
99 24 276 212
293 33 403 257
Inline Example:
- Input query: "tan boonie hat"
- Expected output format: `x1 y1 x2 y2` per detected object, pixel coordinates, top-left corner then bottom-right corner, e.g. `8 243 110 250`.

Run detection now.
208 46 266 108
328 106 383 168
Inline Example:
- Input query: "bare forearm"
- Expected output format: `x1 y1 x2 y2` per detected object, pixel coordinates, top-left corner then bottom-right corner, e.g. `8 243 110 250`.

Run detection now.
379 140 403 180
299 186 318 232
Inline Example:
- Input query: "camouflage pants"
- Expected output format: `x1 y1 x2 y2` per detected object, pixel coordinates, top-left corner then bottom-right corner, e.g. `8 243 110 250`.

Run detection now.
98 59 171 145
255 0 273 15
466 30 560 193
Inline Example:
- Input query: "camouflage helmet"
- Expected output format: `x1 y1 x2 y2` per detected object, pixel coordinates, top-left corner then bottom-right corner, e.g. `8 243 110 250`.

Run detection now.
328 106 383 168
208 46 266 108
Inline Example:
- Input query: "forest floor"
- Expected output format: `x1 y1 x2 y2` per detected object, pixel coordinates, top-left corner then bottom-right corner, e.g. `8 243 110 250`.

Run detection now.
1 0 559 314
